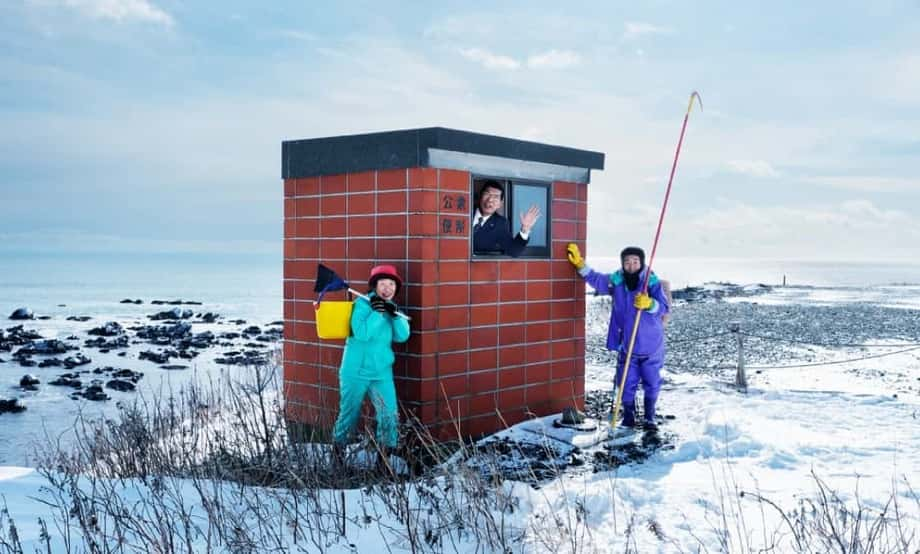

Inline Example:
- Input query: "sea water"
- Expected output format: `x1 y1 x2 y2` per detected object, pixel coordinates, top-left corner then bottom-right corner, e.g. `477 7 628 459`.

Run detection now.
0 251 281 464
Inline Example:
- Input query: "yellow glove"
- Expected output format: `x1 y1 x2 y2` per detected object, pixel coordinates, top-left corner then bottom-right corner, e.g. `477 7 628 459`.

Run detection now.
566 243 585 270
633 293 655 311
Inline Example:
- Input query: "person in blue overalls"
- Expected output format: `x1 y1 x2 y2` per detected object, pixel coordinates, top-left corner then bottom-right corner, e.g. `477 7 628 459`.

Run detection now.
567 244 669 429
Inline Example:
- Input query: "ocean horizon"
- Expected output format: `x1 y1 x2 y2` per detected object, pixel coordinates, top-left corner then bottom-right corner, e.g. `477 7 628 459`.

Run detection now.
4 252 920 304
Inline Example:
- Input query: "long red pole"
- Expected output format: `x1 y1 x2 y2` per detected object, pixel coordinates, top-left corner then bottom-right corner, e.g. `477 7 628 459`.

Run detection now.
610 91 702 430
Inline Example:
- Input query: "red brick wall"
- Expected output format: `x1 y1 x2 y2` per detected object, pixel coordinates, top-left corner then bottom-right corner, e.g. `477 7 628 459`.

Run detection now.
283 167 588 441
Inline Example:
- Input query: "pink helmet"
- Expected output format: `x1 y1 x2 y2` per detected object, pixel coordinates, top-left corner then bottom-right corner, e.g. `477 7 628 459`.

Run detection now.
368 264 402 294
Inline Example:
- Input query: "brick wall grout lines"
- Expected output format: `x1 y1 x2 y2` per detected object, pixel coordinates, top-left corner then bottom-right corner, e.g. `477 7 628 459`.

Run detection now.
283 172 590 440
434 168 443 437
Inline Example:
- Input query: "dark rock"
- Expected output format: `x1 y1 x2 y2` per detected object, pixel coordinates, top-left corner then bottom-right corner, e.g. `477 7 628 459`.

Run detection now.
229 319 247 325
38 358 63 368
49 374 83 388
117 352 127 357
119 299 143 304
81 385 109 401
16 339 73 356
9 308 34 320
269 321 284 326
106 379 135 392
18 359 36 367
671 286 705 302
66 316 92 322
2 326 42 346
151 299 203 306
136 322 192 341
0 399 27 414
139 350 175 364
215 350 269 366
36 316 51 320
178 331 215 349
199 312 220 323
62 353 91 369
88 322 124 337
20 374 40 390
220 332 240 340
84 335 129 349
149 308 194 321
160 364 188 370
110 369 143 382
242 326 261 335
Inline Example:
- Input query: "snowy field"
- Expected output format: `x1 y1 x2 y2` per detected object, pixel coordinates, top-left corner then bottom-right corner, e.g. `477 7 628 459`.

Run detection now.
2 284 920 552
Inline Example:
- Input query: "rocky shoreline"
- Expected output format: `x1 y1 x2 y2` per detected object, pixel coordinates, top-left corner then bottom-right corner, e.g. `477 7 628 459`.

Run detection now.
587 283 920 379
2 300 282 413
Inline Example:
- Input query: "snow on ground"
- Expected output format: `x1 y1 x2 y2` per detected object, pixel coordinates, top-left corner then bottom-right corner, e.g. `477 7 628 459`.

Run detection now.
520 369 920 550
2 286 920 552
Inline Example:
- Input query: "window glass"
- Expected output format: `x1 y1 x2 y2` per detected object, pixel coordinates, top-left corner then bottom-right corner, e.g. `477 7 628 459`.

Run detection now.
512 184 548 248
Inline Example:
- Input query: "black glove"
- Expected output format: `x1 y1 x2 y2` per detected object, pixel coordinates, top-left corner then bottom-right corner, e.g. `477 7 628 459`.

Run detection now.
383 301 398 317
370 296 387 313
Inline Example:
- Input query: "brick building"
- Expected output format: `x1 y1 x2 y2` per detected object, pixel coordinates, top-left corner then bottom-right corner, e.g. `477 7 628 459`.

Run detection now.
282 127 604 441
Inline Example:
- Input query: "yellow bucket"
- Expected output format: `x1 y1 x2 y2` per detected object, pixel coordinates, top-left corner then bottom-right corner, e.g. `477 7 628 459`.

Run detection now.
314 300 353 339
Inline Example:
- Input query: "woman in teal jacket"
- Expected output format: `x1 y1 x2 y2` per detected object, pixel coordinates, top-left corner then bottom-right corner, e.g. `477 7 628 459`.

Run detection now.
333 265 411 454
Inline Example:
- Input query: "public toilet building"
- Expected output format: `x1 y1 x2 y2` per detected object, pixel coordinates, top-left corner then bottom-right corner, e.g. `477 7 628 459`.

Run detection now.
282 127 605 440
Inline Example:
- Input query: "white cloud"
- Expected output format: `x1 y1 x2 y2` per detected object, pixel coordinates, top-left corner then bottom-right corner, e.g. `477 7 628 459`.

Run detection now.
526 49 581 69
585 195 920 261
28 0 174 26
458 47 520 70
677 199 920 258
458 47 581 71
0 229 278 255
726 160 779 178
803 175 920 192
623 21 670 41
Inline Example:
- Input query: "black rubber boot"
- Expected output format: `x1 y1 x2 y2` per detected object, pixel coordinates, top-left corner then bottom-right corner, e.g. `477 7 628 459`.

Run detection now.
621 403 637 427
643 395 658 429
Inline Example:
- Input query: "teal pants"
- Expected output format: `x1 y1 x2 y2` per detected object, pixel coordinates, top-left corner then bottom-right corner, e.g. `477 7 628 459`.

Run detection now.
333 373 398 448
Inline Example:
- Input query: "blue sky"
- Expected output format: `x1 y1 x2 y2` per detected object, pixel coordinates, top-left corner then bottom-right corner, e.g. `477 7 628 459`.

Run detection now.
2 1 919 260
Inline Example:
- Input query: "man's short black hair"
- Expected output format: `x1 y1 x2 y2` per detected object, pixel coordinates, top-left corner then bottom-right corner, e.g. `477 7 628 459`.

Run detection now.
478 179 505 201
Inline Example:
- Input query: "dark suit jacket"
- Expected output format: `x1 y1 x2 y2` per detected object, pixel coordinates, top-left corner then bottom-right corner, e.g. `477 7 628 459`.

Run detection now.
473 213 528 257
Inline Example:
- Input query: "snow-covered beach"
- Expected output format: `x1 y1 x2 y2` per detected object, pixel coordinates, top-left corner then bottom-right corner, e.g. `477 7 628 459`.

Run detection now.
3 272 919 552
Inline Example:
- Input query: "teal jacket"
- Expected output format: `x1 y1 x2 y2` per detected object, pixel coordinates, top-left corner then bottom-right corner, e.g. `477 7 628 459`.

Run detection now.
340 293 411 377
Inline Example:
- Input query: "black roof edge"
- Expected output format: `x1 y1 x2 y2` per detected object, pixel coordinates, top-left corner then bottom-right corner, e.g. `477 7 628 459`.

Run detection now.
282 127 605 179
